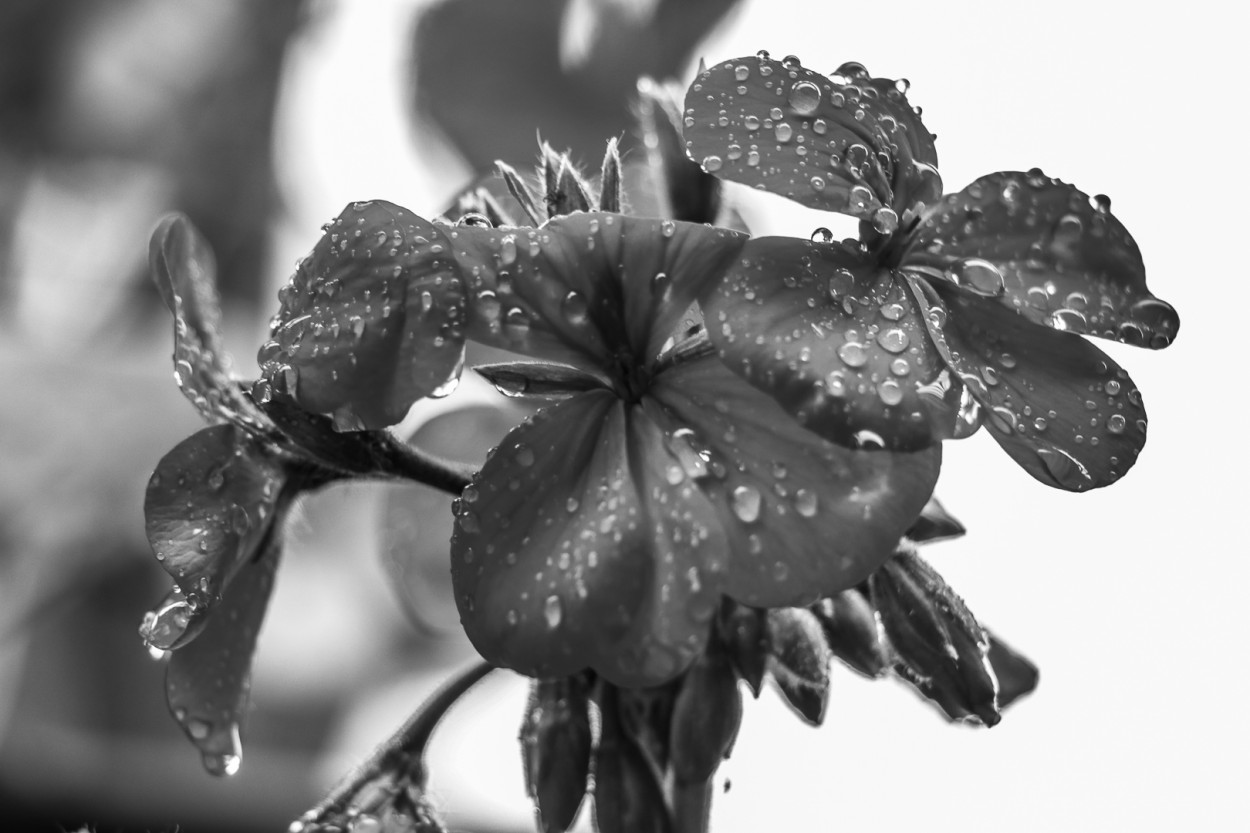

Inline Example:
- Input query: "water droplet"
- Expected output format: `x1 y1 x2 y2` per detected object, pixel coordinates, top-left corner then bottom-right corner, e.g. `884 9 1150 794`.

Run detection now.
731 485 762 523
544 595 563 629
854 429 885 449
774 123 793 143
735 64 750 81
794 489 818 517
661 220 676 238
810 175 826 191
1036 447 1093 490
811 227 833 243
876 328 908 353
202 750 241 777
1048 308 1087 332
872 207 899 234
1107 414 1126 434
702 155 724 172
1092 193 1112 213
744 114 760 131
837 341 868 368
515 444 535 467
878 380 903 406
504 307 530 339
499 235 518 266
666 464 684 485
565 497 580 513
949 258 1005 297
789 81 822 115
561 291 589 325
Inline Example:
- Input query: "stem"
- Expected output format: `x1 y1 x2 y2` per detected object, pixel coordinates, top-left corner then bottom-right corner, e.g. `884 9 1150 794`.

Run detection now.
371 433 476 494
297 659 495 826
671 777 714 833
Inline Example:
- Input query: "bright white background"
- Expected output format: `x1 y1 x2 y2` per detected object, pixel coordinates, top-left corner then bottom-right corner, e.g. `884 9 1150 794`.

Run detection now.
273 1 1247 830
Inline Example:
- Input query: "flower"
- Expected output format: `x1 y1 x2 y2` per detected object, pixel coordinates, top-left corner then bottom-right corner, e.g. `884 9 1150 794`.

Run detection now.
439 204 941 687
682 53 1179 490
141 214 469 775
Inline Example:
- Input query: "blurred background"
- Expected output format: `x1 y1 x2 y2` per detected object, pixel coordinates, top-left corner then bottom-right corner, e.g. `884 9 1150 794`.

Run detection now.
0 0 1243 830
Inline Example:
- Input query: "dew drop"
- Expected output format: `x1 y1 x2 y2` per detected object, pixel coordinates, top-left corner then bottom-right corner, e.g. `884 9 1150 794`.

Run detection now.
774 123 793 143
789 80 822 115
744 114 761 131
561 291 589 325
735 64 750 81
877 380 904 406
702 155 724 172
876 328 908 353
731 485 762 523
949 258 1005 297
515 444 535 467
794 489 818 517
499 235 518 266
1107 414 1126 434
837 341 868 368
544 595 563 629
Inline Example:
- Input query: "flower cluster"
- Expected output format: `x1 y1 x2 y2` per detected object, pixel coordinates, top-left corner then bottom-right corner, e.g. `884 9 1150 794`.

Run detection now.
137 50 1176 833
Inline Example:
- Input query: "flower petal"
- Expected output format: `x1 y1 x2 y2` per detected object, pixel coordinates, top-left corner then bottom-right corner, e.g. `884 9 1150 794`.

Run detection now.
449 213 745 370
148 214 272 432
682 55 938 223
259 201 467 429
702 236 949 451
145 425 287 624
648 355 941 608
901 171 1179 348
165 537 279 776
911 278 1148 490
450 392 725 686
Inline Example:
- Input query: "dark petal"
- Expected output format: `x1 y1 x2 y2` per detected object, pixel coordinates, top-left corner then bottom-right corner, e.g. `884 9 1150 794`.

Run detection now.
450 392 725 687
669 644 743 785
259 201 467 429
635 77 724 224
449 213 745 370
144 425 287 628
986 631 1040 710
148 214 272 432
165 536 279 776
702 236 949 451
901 171 1179 349
765 607 831 726
811 590 891 678
870 547 1000 726
648 355 941 608
474 361 611 400
682 55 937 222
911 278 1148 490
521 676 593 833
905 495 966 544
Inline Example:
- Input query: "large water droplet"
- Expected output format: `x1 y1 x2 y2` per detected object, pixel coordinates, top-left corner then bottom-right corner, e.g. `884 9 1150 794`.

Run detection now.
139 588 195 651
702 155 724 172
949 258 1005 297
837 341 868 368
561 291 589 325
731 485 762 523
544 595 563 629
1036 447 1093 490
789 80 822 115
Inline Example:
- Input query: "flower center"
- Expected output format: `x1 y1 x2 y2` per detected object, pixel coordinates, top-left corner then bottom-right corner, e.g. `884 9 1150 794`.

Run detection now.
611 350 652 404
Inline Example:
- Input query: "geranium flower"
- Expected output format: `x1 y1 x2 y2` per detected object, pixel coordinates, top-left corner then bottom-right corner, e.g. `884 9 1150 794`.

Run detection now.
438 206 940 687
683 53 1179 490
141 214 470 775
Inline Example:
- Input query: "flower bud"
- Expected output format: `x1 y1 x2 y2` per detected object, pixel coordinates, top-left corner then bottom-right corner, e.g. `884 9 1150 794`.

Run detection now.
765 607 831 726
904 496 966 544
870 546 1001 726
719 602 768 697
593 685 674 833
987 631 1040 710
669 645 743 785
520 676 592 833
811 589 891 678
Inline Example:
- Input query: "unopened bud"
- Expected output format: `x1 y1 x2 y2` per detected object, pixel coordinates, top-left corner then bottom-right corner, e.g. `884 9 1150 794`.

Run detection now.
593 685 674 833
811 589 890 678
765 608 831 726
904 496 966 544
719 602 768 696
669 646 743 785
986 631 1039 710
870 545 1000 726
520 676 592 833
599 138 622 213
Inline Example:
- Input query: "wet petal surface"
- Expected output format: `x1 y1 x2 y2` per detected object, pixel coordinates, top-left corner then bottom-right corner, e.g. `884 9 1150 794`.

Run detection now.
450 392 725 686
149 214 272 432
166 538 280 776
901 171 1179 348
703 236 948 451
448 213 745 372
260 201 467 429
911 278 1148 490
145 425 286 620
648 355 940 608
683 55 938 223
